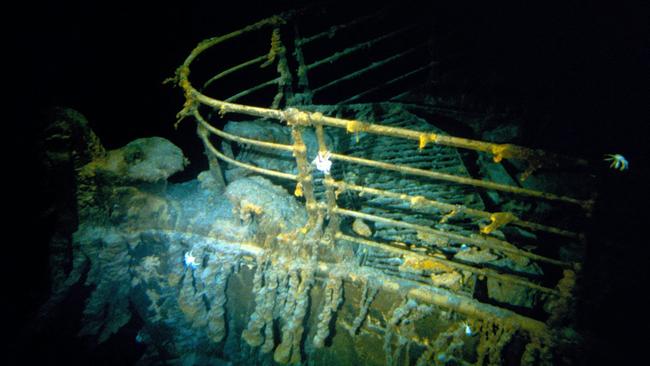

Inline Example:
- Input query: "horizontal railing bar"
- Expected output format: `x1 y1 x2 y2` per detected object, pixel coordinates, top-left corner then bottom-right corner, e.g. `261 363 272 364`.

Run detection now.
187 91 591 211
312 45 423 94
298 10 384 46
175 12 590 176
176 20 592 213
340 62 435 104
197 123 298 181
193 91 285 120
180 15 286 68
184 91 591 211
388 86 424 102
334 207 572 268
203 54 268 89
328 151 586 208
326 179 581 239
224 77 281 102
194 110 294 152
299 116 591 188
181 80 590 206
336 233 560 295
305 25 416 71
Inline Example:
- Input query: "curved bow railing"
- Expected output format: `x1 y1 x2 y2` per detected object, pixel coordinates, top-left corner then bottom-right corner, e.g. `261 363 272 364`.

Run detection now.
170 10 594 338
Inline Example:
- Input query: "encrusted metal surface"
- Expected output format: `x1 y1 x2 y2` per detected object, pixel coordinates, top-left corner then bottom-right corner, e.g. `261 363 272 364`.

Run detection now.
164 5 594 364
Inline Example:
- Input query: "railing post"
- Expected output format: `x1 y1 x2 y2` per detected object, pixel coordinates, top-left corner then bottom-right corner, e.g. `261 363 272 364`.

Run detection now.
197 124 226 192
289 125 318 226
314 122 340 244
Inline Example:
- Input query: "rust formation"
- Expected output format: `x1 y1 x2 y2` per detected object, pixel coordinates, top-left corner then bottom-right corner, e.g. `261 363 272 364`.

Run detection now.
166 7 594 365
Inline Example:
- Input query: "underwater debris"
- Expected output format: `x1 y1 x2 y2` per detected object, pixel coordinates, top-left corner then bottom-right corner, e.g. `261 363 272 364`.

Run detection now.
474 320 518 365
274 268 314 364
241 256 272 348
520 335 553 366
178 259 209 329
349 279 379 336
42 103 589 364
313 274 344 348
225 176 308 242
77 228 132 343
418 321 468 365
383 298 433 366
206 261 234 343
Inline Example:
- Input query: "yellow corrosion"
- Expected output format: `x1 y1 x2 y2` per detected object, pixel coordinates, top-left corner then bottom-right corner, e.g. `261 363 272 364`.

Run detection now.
346 120 371 142
334 185 345 199
240 202 264 221
167 19 590 354
311 111 324 122
276 231 296 244
409 195 427 209
490 144 547 182
352 218 372 237
338 233 560 295
481 212 517 234
491 144 511 163
401 254 454 273
430 271 462 291
346 120 368 133
439 207 460 224
325 179 581 238
519 159 544 182
219 104 228 118
491 143 538 163
294 182 303 197
261 28 282 68
418 133 438 150
284 108 311 126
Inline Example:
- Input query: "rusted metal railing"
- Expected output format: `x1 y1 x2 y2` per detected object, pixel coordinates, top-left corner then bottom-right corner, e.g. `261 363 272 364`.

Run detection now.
171 11 592 336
